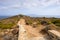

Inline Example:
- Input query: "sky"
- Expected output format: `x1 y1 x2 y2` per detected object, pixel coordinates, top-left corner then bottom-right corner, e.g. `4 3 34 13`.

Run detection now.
0 0 60 17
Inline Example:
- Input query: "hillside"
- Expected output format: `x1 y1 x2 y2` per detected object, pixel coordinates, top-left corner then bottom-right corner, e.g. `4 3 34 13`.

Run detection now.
0 14 60 40
0 14 60 29
0 15 27 29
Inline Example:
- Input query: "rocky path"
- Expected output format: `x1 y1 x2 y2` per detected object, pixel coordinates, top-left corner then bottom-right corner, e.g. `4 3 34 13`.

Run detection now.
18 19 47 40
18 24 47 40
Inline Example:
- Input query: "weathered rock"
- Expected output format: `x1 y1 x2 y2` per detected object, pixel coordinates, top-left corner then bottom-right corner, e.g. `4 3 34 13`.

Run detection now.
3 34 13 40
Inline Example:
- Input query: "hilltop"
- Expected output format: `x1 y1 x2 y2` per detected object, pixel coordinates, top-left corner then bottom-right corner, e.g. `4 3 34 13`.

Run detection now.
0 14 60 29
0 14 60 40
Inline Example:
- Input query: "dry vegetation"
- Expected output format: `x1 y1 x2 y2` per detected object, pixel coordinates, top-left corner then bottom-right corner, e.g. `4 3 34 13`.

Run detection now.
0 14 60 29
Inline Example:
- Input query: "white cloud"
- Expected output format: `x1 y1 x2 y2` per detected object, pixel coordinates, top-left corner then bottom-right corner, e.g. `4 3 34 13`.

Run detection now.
1 0 60 9
0 4 21 9
21 0 60 9
32 3 38 7
0 0 60 16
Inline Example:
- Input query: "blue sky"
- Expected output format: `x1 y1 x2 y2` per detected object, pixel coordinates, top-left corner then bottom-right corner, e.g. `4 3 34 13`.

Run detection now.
0 0 60 17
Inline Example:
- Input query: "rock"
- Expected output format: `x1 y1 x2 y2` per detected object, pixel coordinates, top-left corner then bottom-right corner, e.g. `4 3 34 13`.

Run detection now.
3 34 13 40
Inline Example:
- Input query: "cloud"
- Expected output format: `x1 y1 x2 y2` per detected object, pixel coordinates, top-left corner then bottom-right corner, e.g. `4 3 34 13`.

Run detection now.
0 4 21 9
0 0 60 16
21 0 60 9
0 0 21 9
0 0 60 9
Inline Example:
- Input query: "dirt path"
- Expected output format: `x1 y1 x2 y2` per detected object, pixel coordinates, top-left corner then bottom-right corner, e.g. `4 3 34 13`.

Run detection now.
18 19 47 40
18 24 47 40
24 25 44 37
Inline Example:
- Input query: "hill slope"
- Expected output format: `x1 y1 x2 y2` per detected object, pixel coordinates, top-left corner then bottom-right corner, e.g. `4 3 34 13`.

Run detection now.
0 14 60 29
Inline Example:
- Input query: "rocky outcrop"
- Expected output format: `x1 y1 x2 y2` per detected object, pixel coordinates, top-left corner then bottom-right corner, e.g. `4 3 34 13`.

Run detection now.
48 30 60 40
0 28 19 40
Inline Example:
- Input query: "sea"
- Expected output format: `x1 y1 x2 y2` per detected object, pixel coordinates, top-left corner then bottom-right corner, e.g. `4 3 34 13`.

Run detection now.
0 15 60 19
0 16 9 19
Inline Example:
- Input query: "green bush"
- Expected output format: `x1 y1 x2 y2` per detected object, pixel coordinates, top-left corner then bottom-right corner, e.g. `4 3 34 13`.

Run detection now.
51 19 60 27
0 22 15 29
